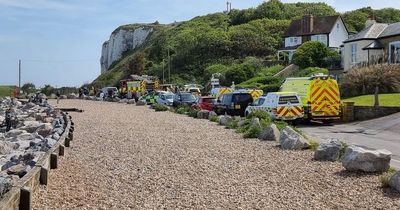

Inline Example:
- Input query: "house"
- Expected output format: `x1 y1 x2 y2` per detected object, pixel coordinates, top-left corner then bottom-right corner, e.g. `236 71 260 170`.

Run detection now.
278 15 349 62
342 20 400 71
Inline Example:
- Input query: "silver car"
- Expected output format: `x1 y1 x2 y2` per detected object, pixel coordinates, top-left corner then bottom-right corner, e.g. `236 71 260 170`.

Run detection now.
156 92 174 106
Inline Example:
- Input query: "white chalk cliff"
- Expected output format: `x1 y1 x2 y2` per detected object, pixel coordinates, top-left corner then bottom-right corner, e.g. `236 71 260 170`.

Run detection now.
100 27 154 73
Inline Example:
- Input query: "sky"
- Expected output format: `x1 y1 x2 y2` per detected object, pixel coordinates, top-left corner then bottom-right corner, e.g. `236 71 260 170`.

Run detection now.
0 0 399 87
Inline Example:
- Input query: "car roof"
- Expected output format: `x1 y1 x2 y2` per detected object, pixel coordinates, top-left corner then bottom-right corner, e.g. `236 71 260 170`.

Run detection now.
269 92 298 95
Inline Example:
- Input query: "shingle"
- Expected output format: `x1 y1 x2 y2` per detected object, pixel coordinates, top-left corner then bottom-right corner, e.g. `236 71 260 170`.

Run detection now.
378 22 400 38
344 23 388 43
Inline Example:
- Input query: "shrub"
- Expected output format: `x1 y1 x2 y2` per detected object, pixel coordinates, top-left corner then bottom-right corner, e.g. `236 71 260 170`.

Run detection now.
188 108 200 118
259 83 281 93
340 64 400 98
154 104 169 112
176 105 191 114
247 109 270 120
308 139 320 151
274 120 289 130
226 119 240 129
243 126 261 138
210 116 219 122
338 141 349 160
292 41 333 69
380 167 397 188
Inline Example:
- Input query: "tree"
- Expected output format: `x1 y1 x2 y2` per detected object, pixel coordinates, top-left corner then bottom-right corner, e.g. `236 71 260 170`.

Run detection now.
128 53 146 75
41 84 54 96
21 83 36 94
292 41 332 68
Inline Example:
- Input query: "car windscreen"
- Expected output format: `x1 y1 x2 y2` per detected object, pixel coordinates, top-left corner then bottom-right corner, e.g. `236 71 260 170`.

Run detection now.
181 93 195 101
165 94 173 99
278 96 299 105
221 94 232 104
233 94 252 103
203 98 216 103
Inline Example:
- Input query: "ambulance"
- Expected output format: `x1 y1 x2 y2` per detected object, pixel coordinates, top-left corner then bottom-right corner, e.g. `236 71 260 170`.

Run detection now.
280 74 341 123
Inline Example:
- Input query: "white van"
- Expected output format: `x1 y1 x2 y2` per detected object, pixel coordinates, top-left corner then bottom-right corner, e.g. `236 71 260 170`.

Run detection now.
245 92 304 121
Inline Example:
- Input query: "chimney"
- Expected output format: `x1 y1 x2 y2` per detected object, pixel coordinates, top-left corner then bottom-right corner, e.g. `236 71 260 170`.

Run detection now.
301 14 314 34
365 14 376 28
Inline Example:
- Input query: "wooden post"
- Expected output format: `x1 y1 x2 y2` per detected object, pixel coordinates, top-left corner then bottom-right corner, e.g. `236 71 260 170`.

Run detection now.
19 187 31 210
59 145 65 156
50 153 58 169
68 132 74 141
65 138 70 147
40 167 48 185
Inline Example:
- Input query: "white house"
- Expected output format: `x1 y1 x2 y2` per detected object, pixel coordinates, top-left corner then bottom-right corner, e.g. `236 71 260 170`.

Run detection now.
278 15 349 62
342 20 400 71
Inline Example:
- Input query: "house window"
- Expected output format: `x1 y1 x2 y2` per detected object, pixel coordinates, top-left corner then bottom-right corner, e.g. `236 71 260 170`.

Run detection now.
351 43 357 63
311 34 327 45
293 37 298 43
389 41 400 64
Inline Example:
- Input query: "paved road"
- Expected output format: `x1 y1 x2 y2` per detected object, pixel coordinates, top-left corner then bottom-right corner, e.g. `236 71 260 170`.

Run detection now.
300 112 400 168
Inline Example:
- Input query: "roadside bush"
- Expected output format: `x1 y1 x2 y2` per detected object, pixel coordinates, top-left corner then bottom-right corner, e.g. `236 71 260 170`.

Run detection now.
380 167 397 187
154 104 169 112
247 109 270 120
308 139 320 151
188 108 200 118
210 116 219 122
274 120 289 130
243 126 261 138
292 41 333 69
259 83 281 93
340 64 400 98
338 141 349 159
236 119 251 133
176 104 191 114
226 119 240 129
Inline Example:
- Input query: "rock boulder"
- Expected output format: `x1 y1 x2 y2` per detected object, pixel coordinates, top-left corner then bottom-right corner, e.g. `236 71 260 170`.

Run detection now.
197 110 210 119
259 124 280 141
279 126 310 150
314 139 342 161
219 115 232 126
342 146 391 172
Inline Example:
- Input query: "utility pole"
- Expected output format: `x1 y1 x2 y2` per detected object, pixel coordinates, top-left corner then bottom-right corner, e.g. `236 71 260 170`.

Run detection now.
167 48 170 84
162 59 165 84
18 59 21 92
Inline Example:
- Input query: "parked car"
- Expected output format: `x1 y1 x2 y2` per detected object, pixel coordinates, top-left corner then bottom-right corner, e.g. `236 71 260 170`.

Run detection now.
172 92 197 107
245 92 304 122
101 87 118 98
156 92 174 106
213 92 253 116
191 96 216 111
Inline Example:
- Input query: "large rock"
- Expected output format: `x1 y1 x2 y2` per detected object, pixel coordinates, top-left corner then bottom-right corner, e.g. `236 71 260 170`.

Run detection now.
197 110 210 119
219 115 232 126
136 100 146 106
259 124 280 141
119 98 128 103
279 126 310 150
60 95 68 99
127 99 136 104
67 93 77 99
5 130 26 138
314 139 342 161
20 121 46 133
389 171 400 192
37 123 53 137
342 146 391 172
0 177 13 197
7 164 29 177
208 111 217 120
22 102 36 110
0 142 19 155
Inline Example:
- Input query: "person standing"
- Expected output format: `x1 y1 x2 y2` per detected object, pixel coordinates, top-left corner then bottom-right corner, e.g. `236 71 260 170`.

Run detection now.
56 90 61 104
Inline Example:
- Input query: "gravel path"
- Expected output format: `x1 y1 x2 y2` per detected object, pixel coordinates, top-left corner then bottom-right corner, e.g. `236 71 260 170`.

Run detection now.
32 100 400 209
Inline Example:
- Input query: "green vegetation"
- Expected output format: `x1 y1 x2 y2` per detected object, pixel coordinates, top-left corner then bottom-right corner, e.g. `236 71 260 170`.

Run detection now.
274 120 289 131
343 93 400 107
380 167 397 188
292 41 339 69
176 105 191 114
243 126 262 138
290 67 329 77
308 140 320 151
226 118 240 129
188 108 200 118
338 141 349 160
0 86 15 97
341 64 400 98
93 0 400 90
154 104 169 112
210 116 219 122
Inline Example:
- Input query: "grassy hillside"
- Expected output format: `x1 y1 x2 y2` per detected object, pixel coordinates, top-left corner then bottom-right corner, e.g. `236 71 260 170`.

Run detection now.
344 93 400 107
0 86 15 97
92 0 400 89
